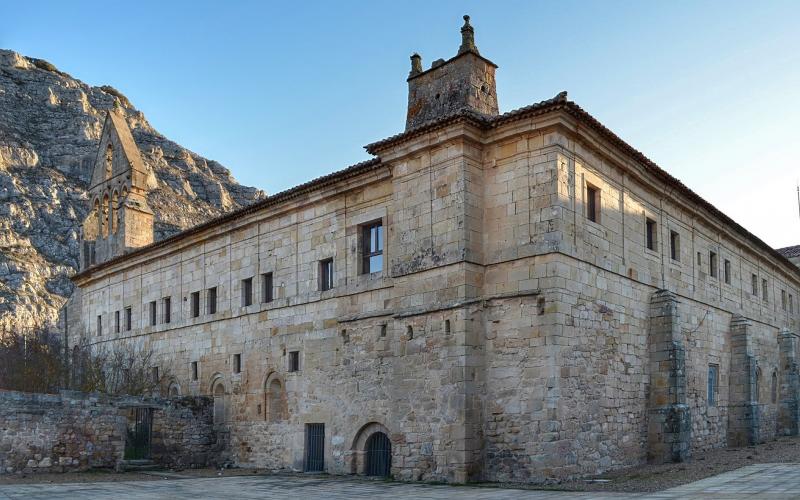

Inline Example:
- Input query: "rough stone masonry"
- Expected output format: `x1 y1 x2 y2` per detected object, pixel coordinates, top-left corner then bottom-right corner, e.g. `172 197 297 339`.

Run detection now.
62 16 800 483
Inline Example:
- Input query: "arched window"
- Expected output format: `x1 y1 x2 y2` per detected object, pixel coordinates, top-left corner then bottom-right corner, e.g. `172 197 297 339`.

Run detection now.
101 194 109 238
772 371 778 404
93 198 101 240
264 373 287 422
105 144 113 179
212 380 227 425
168 382 181 397
111 191 119 234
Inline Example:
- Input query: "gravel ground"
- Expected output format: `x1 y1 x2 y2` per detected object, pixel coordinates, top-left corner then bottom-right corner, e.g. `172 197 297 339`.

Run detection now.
2 436 799 492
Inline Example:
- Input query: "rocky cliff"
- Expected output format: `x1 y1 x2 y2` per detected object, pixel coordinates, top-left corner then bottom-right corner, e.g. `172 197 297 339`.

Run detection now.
0 49 265 331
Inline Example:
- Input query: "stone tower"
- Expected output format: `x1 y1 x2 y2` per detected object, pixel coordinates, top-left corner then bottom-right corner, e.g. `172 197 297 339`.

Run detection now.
79 110 154 269
405 15 499 130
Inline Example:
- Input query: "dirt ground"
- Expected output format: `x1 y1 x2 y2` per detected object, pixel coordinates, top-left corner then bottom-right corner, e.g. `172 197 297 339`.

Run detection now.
1 436 799 493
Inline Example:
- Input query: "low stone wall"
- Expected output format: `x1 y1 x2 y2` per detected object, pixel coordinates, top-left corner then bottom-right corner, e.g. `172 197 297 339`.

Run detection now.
0 390 219 474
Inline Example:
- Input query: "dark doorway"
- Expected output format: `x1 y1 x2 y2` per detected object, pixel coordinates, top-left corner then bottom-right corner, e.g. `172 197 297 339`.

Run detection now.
124 407 153 460
365 431 391 477
304 423 325 472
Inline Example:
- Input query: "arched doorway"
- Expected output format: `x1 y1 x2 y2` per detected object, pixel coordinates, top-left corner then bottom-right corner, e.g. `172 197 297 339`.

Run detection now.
364 431 391 477
212 379 227 424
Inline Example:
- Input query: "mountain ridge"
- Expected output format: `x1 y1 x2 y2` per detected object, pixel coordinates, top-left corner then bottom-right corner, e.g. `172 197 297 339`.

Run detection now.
0 49 265 331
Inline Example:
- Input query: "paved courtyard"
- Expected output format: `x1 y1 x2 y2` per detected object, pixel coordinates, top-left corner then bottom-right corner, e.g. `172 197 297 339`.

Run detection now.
0 463 798 499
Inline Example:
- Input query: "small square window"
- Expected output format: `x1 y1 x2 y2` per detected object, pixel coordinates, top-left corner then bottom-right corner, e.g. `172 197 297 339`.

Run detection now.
207 287 217 315
709 252 717 279
125 306 132 331
669 231 680 262
233 354 241 374
586 184 600 223
262 273 273 303
723 260 731 285
242 278 253 307
191 291 201 318
288 351 300 372
149 300 157 326
645 217 657 251
320 258 334 291
191 361 198 381
115 310 120 333
163 297 171 324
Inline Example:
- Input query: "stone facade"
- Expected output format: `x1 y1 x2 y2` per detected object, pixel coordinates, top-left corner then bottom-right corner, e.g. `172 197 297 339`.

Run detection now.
0 390 218 474
65 18 800 483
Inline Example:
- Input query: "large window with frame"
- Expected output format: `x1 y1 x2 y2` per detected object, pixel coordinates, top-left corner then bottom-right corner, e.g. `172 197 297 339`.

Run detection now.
361 221 384 274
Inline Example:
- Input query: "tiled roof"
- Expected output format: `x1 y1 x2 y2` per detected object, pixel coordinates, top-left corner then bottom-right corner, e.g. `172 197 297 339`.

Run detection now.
73 157 383 280
777 245 800 259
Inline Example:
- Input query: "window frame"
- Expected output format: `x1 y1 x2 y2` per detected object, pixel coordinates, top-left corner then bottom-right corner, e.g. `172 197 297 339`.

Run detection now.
163 296 171 324
586 184 600 223
115 310 120 334
645 217 657 252
709 251 717 279
125 306 132 331
191 361 199 381
97 314 102 337
288 350 300 372
762 278 769 302
361 220 384 275
669 230 680 262
752 274 759 296
261 272 274 303
233 353 242 374
242 277 253 307
191 291 201 318
149 300 157 326
320 258 334 291
723 259 731 285
207 286 217 315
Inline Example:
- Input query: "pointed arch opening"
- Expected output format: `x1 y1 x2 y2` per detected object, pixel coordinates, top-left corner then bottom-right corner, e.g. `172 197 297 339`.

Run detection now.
101 193 110 238
111 190 119 234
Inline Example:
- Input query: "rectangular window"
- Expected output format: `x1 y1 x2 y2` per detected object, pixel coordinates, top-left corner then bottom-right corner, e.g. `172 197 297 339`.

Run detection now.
752 274 759 296
361 221 384 274
261 273 273 303
125 307 132 331
790 294 794 313
645 217 657 251
288 350 300 372
191 291 200 318
149 300 157 326
207 287 217 315
97 314 102 337
242 278 253 307
708 364 719 406
709 252 717 279
320 258 334 291
163 297 171 324
151 366 159 384
586 184 599 223
669 231 680 261
191 361 198 381
115 310 120 334
763 278 769 302
233 353 241 374
782 289 787 311
697 252 702 266
724 259 731 285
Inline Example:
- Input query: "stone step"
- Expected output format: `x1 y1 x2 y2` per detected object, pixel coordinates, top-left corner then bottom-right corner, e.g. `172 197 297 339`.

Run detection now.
118 459 163 472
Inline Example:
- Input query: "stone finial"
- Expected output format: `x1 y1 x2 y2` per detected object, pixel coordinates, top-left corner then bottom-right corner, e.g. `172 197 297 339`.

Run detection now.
458 15 479 55
409 53 422 77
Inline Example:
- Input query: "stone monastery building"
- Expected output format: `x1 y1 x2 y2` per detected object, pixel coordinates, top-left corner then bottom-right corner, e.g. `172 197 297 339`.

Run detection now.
67 17 800 483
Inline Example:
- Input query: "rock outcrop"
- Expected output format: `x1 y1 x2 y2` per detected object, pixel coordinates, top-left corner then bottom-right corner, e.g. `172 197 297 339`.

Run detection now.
0 49 265 331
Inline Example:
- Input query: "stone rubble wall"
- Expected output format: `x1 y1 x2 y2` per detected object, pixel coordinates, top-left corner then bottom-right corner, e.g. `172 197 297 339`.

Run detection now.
0 389 219 474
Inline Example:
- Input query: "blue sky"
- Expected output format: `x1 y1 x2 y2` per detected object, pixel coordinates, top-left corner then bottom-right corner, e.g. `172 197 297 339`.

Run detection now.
3 1 800 247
